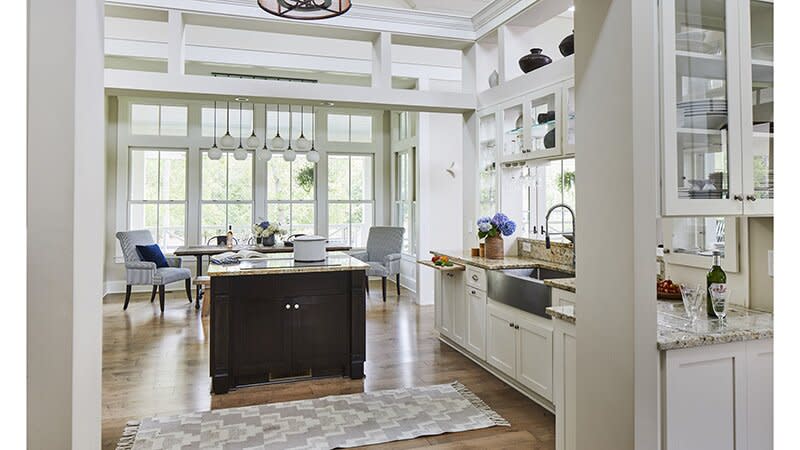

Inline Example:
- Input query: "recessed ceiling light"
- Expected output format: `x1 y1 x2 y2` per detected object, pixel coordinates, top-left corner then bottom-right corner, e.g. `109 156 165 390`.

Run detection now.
321 102 335 107
235 97 249 102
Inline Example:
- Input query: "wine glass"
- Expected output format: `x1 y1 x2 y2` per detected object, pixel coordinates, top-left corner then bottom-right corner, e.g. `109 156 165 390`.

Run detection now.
679 283 703 323
708 285 730 324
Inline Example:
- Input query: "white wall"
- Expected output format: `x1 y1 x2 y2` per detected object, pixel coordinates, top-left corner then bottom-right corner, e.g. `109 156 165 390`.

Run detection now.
503 19 574 82
28 0 104 448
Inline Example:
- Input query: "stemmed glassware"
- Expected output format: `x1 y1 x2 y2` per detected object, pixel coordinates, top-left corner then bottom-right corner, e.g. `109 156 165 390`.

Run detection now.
679 283 704 323
708 285 730 324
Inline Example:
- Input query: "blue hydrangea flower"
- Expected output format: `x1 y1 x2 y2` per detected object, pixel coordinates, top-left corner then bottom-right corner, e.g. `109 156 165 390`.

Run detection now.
500 220 516 236
478 222 492 233
259 221 270 229
491 212 509 227
477 216 491 226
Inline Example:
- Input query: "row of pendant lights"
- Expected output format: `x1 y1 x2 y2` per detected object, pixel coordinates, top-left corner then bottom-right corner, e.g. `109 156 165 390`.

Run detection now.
208 101 320 163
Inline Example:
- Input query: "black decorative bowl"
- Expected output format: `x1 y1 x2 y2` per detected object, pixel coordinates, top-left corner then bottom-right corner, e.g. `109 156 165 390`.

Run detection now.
519 48 552 73
559 32 575 57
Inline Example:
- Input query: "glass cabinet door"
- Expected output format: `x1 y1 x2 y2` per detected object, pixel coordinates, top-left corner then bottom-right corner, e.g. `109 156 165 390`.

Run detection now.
502 104 525 159
529 89 561 158
742 0 773 214
563 82 575 155
479 112 498 217
661 0 743 215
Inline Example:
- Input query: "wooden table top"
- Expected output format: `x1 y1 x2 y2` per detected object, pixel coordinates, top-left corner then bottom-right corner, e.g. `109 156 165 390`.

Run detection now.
173 244 352 256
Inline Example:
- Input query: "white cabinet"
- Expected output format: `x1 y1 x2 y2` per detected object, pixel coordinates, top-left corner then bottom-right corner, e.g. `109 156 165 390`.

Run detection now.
661 338 773 450
438 270 465 346
486 303 517 378
465 286 487 359
553 317 576 450
486 301 554 402
660 0 773 216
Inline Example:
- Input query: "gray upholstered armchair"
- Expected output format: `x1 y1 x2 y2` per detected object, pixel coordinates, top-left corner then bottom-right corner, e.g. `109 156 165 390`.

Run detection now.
115 230 194 313
351 226 405 302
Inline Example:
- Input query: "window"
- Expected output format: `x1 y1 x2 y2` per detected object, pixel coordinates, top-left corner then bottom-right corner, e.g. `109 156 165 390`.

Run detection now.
266 155 316 236
131 104 188 136
397 112 410 141
394 149 415 255
327 114 373 143
128 149 187 252
328 154 374 247
201 104 253 139
201 150 254 244
671 217 726 257
522 158 575 238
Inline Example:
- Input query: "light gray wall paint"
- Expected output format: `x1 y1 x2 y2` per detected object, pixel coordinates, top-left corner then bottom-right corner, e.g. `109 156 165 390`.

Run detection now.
28 0 104 448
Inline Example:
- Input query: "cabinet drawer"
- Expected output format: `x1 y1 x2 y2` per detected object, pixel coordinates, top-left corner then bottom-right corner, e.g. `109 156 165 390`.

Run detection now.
465 265 487 291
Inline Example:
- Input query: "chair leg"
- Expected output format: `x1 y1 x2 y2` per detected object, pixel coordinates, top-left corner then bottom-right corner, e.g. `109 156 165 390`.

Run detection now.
365 276 370 295
123 285 132 310
382 277 387 302
396 273 401 296
150 285 157 303
185 279 194 305
159 285 166 313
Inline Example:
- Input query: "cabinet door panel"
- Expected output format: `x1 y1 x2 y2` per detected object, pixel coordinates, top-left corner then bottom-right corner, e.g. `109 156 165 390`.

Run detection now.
452 274 467 346
517 317 554 401
747 339 773 449
440 272 456 339
292 295 350 377
233 296 292 383
486 305 516 378
465 287 486 359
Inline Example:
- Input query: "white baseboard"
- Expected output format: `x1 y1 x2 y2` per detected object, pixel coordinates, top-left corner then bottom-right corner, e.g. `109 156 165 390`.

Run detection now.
399 273 417 294
103 280 188 297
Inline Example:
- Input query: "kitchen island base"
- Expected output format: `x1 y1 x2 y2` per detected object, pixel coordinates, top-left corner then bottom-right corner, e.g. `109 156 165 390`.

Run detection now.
210 268 366 395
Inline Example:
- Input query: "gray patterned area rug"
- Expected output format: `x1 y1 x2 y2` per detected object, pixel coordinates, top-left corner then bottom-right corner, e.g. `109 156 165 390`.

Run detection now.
117 381 509 450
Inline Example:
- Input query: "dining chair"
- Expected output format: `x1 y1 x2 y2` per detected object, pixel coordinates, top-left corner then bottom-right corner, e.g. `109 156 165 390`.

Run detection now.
350 226 405 302
116 230 194 313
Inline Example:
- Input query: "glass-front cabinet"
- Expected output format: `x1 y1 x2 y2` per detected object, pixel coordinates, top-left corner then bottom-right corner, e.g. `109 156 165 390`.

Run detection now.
563 81 576 155
529 88 562 159
502 104 525 159
479 112 498 217
660 0 773 216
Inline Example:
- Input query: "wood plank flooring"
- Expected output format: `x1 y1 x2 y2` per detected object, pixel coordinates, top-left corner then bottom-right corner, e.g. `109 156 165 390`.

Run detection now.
102 281 555 449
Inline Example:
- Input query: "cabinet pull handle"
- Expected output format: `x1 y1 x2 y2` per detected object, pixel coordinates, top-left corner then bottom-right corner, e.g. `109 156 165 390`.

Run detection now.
294 303 300 309
733 194 744 201
514 325 520 330
746 194 757 202
471 290 477 295
285 304 291 310
509 322 514 328
472 274 479 281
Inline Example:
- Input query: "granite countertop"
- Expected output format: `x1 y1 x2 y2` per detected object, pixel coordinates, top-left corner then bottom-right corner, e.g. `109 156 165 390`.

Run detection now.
543 277 576 292
208 251 369 277
431 251 575 273
546 301 774 350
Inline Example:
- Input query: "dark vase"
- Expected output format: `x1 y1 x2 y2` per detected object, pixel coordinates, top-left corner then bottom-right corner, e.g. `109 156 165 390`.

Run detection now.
559 31 575 57
263 234 276 247
256 236 263 245
518 48 552 73
537 110 556 124
544 128 556 149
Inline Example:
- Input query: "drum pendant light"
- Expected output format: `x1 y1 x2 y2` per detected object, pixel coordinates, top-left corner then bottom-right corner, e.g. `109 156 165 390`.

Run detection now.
220 101 236 148
208 100 223 160
233 103 248 161
256 0 352 21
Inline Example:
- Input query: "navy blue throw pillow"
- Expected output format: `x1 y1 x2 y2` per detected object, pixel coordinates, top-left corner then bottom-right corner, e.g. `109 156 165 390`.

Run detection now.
136 244 169 268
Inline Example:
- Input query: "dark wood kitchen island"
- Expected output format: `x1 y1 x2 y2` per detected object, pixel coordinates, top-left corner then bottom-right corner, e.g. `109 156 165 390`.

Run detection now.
208 252 369 394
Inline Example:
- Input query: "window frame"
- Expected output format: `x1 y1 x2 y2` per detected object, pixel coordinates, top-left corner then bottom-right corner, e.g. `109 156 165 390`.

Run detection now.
199 148 255 244
126 147 189 252
393 147 416 256
130 102 189 137
327 152 376 248
521 157 576 239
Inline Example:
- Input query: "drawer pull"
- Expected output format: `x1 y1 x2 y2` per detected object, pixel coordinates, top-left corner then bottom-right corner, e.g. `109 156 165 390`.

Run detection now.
470 290 477 295
514 325 520 330
509 322 515 328
472 274 479 281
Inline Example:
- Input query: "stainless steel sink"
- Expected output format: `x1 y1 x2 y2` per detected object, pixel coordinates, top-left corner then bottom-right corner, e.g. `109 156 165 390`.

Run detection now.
487 267 573 319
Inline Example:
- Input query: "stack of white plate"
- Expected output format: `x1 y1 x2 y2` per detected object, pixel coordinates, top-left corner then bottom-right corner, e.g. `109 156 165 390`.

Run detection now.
677 99 727 129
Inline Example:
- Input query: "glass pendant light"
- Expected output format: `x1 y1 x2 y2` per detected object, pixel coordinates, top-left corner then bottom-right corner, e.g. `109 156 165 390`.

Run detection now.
306 106 320 163
220 101 236 148
246 102 260 149
233 103 248 161
270 104 286 150
283 105 297 162
208 100 223 160
257 103 273 161
296 105 311 151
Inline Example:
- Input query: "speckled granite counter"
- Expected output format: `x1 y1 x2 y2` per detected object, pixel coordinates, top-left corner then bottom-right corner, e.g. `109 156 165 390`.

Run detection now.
546 301 773 350
430 251 575 273
208 251 369 277
543 277 576 292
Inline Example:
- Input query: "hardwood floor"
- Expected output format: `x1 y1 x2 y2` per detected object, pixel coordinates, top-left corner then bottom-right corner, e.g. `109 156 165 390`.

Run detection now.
102 281 555 449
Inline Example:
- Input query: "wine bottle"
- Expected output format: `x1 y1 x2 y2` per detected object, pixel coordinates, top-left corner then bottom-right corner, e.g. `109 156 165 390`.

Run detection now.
706 250 726 316
226 225 234 249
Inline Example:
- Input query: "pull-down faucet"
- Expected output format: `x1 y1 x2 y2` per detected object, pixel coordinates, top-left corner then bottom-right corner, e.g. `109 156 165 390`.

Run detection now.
544 203 576 268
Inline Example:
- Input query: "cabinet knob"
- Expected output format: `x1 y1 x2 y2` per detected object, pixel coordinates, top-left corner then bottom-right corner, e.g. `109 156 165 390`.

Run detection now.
514 325 520 330
285 304 291 310
746 194 757 202
447 273 454 278
509 322 514 328
733 194 744 201
472 274 479 281
471 290 477 295
294 303 300 309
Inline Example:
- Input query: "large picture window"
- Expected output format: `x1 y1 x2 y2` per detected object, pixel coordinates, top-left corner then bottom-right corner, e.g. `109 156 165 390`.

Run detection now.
201 150 254 244
266 155 316 236
128 148 187 251
328 154 374 247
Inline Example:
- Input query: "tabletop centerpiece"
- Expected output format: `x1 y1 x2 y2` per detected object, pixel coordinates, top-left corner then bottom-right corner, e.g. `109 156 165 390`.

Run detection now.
477 213 516 259
252 220 286 247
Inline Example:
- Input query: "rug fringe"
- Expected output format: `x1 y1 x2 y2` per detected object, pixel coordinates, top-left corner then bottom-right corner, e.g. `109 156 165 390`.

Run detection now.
451 381 511 427
115 420 141 450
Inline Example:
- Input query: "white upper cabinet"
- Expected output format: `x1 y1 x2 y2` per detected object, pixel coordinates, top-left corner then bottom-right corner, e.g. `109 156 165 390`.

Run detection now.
660 0 773 216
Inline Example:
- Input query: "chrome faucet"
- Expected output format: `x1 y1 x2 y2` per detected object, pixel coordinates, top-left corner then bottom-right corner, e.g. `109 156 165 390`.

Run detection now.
544 203 576 268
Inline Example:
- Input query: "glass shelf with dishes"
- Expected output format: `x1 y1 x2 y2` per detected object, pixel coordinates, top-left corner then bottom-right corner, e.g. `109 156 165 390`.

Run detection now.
529 89 561 159
502 104 525 159
479 112 499 217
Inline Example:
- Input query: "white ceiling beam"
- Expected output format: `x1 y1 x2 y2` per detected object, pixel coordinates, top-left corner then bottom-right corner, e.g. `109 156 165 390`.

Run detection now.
372 32 392 89
167 10 186 76
105 69 476 113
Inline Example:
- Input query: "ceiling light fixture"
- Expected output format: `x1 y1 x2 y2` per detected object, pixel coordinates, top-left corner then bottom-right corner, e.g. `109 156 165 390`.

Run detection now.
233 103 248 161
284 105 297 162
234 97 249 102
256 0 352 20
246 102 260 148
307 105 320 164
296 105 311 151
271 104 286 150
257 103 273 162
208 100 223 160
220 101 236 148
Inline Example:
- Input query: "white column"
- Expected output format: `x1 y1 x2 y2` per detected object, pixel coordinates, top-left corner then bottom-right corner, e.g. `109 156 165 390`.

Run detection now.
168 10 186 77
28 0 104 448
574 0 660 449
371 31 392 89
461 43 477 94
497 25 511 83
462 110 478 251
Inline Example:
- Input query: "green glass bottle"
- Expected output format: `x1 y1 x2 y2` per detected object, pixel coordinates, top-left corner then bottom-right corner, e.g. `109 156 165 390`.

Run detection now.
706 251 727 317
